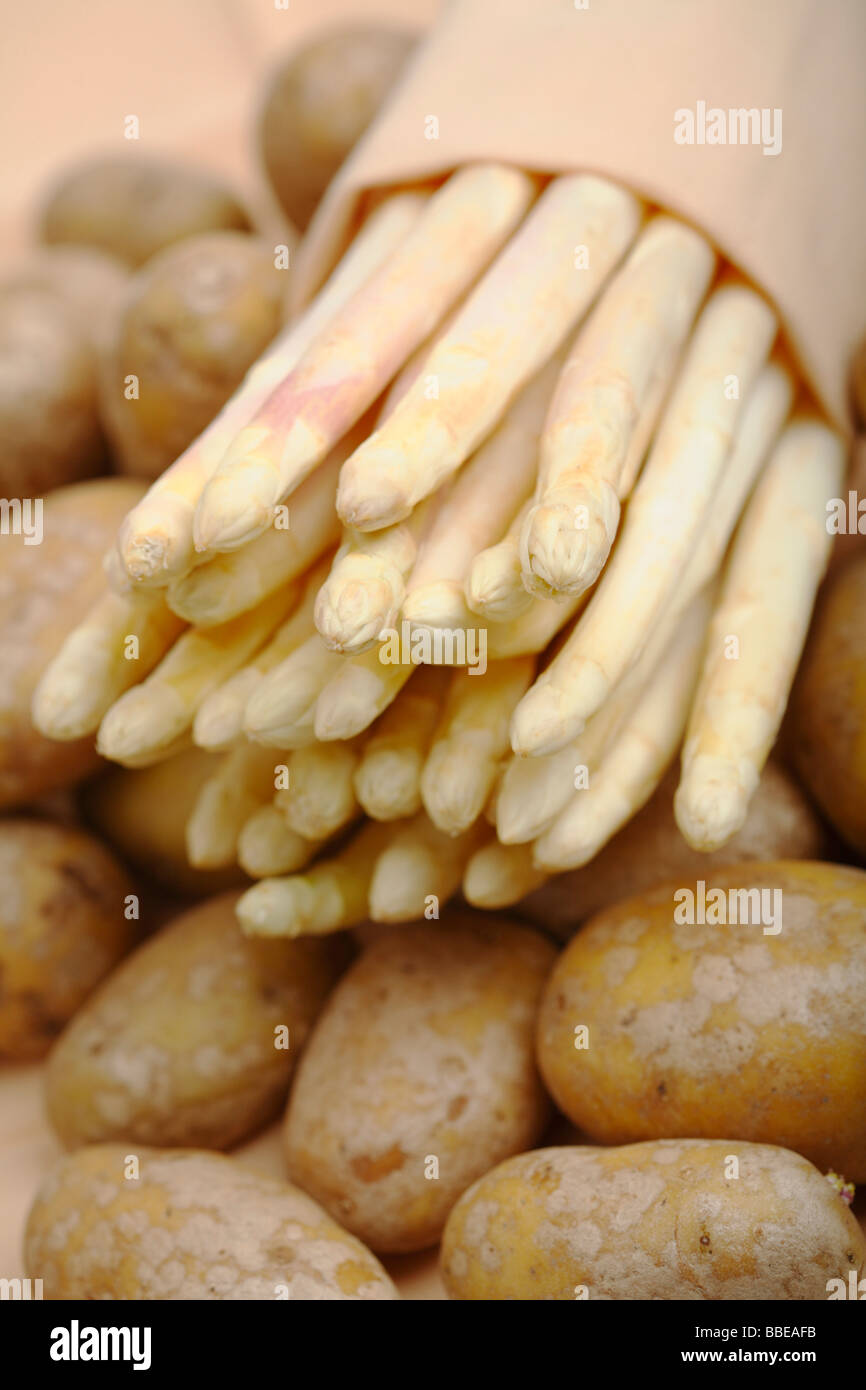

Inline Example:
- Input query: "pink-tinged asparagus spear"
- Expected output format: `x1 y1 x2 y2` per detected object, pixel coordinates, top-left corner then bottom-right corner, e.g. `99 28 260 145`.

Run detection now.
116 191 428 586
193 165 537 553
336 174 642 532
520 217 715 598
510 283 778 757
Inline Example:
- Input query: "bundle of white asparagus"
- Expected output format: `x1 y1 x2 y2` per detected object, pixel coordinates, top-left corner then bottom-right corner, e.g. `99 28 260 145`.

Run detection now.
33 168 845 938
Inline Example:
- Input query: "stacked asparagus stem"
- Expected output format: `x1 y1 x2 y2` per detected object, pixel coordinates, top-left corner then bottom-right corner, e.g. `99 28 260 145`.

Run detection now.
33 166 845 936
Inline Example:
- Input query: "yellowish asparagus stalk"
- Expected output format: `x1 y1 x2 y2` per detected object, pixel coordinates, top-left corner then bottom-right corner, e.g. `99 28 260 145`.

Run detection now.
186 741 283 868
192 554 330 750
420 658 535 835
116 191 428 585
274 740 362 840
237 805 320 879
237 819 393 938
338 174 642 532
313 645 415 742
32 589 184 740
520 217 714 598
534 586 713 870
675 418 844 851
510 283 777 756
96 585 295 764
367 813 487 922
463 839 549 909
465 498 535 622
243 633 343 748
194 165 536 552
352 667 447 820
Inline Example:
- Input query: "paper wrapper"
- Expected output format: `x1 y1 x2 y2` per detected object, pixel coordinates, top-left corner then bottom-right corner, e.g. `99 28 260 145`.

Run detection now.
291 0 865 433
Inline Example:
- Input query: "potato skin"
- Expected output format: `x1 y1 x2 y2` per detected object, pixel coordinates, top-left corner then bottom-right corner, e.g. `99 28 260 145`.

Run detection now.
284 914 555 1253
1 246 127 353
82 746 246 897
0 287 104 495
25 1145 398 1300
0 819 136 1060
518 762 827 940
537 861 866 1178
45 892 348 1150
441 1141 866 1300
789 554 866 856
259 27 416 230
99 232 284 479
41 155 250 268
0 476 144 809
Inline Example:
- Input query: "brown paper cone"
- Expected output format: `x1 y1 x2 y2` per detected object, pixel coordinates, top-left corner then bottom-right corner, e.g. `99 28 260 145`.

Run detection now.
292 0 865 432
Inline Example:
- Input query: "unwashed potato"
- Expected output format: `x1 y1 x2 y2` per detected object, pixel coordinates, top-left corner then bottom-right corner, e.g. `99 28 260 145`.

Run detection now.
0 818 136 1060
441 1141 866 1300
81 745 246 897
0 476 144 809
259 27 417 231
99 231 284 479
789 553 866 857
45 892 349 1151
518 762 828 940
40 154 250 268
0 286 105 495
0 245 128 353
25 1145 397 1300
537 860 866 1179
284 913 555 1253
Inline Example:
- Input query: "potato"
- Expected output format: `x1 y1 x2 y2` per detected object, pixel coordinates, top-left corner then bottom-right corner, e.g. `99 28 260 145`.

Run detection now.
259 27 416 230
284 913 555 1253
82 746 245 897
98 231 284 479
537 860 866 1178
25 1144 398 1300
0 286 104 495
0 476 144 809
789 554 866 856
518 762 828 940
441 1141 866 1300
0 818 136 1060
0 246 128 353
45 892 348 1151
40 155 250 268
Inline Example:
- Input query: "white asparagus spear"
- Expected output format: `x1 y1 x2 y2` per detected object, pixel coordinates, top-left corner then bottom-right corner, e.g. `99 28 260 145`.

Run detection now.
337 175 642 532
274 740 361 840
165 426 366 626
353 667 447 820
313 645 414 742
237 819 393 939
497 360 795 842
520 217 714 598
510 284 778 756
237 805 320 879
420 657 534 835
243 633 343 748
116 191 428 585
96 585 295 764
32 589 184 741
463 839 549 909
186 741 282 869
192 554 330 750
534 586 713 870
466 498 536 621
675 417 845 851
367 813 487 922
194 166 536 553
401 352 565 631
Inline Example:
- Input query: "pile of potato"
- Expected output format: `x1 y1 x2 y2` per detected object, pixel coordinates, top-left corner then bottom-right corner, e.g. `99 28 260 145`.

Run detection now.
2 24 866 1301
